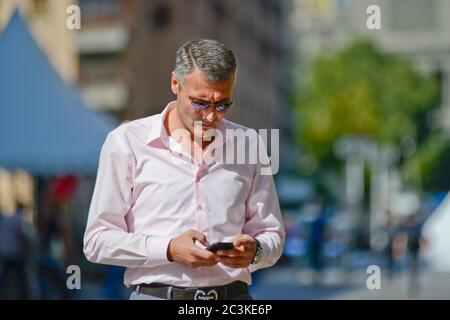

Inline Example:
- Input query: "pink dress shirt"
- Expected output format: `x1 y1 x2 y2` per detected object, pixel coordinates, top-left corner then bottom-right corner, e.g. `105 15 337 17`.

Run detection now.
83 101 285 287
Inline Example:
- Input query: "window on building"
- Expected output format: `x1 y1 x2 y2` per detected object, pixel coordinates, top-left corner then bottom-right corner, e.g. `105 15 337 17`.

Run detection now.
79 0 121 17
80 54 121 83
149 4 171 29
210 0 226 20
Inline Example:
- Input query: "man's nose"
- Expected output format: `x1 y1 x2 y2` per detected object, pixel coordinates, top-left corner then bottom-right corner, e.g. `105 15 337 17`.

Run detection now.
203 107 218 122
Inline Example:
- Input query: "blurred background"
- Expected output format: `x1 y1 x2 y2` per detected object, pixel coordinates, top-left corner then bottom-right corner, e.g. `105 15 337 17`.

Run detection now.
0 0 450 299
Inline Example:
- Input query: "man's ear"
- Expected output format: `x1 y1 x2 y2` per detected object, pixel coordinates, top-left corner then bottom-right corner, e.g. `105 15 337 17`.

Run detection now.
171 71 178 95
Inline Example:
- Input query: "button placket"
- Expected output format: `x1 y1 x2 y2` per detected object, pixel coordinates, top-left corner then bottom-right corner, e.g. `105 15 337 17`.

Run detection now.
194 169 208 232
195 162 206 182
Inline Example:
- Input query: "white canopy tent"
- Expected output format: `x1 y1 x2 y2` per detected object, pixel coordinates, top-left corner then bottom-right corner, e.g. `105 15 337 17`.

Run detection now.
422 192 450 271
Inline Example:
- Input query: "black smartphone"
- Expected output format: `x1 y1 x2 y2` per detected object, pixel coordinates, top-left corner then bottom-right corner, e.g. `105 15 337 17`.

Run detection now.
206 242 234 251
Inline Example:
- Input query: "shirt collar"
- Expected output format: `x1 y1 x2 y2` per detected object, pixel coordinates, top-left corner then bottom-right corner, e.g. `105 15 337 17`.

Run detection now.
146 101 175 145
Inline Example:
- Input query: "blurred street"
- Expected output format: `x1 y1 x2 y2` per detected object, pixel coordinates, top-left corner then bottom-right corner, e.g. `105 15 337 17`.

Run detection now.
251 264 450 300
2 0 450 300
77 260 450 300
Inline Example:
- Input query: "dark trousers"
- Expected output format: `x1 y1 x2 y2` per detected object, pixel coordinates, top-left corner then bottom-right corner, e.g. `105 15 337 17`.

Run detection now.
0 258 29 299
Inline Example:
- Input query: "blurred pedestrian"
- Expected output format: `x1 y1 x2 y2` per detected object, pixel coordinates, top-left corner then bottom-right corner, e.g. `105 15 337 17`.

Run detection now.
36 175 78 299
405 213 425 297
309 211 325 283
0 204 31 299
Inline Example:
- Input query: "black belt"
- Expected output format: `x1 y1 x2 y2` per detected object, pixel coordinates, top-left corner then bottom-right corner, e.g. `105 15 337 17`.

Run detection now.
136 281 248 300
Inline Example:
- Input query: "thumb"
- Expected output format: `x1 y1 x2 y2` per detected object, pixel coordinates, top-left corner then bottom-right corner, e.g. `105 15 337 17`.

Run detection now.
233 234 253 248
190 230 208 245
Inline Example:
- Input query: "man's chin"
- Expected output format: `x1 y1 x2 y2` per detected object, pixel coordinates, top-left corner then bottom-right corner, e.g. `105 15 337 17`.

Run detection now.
202 125 216 131
192 126 217 139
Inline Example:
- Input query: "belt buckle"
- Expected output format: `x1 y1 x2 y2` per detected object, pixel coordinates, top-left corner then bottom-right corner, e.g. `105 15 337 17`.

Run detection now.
194 288 219 300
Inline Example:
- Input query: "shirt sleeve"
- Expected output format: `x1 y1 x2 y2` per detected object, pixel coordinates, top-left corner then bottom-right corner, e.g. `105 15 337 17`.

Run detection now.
243 134 285 272
83 131 171 268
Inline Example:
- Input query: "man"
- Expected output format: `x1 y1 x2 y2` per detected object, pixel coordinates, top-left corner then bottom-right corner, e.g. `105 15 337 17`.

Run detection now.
83 39 285 300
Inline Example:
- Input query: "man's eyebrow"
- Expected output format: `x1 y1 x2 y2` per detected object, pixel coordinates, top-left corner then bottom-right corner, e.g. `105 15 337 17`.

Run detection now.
188 96 232 103
188 96 209 103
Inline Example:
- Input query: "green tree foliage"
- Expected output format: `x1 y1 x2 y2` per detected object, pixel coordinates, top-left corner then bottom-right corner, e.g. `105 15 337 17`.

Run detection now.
404 132 450 190
292 40 438 170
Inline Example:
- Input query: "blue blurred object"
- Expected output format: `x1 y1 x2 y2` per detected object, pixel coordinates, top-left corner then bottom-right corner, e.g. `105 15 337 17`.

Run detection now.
0 10 117 176
37 254 72 299
100 266 126 300
276 175 315 209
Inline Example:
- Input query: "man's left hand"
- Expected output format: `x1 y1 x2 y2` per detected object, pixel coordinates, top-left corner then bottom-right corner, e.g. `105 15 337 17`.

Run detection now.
214 234 256 268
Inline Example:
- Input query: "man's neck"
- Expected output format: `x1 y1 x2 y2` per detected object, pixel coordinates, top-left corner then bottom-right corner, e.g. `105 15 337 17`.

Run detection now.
164 105 211 160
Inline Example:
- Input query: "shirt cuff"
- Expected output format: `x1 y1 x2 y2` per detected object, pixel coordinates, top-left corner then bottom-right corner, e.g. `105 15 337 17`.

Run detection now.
247 237 267 273
146 237 172 265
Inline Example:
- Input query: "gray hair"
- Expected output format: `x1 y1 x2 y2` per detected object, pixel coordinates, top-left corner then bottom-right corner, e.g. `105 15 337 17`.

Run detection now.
174 39 237 85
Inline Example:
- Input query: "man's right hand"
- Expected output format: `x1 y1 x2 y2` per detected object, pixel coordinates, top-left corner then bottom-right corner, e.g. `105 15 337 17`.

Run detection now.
167 229 219 268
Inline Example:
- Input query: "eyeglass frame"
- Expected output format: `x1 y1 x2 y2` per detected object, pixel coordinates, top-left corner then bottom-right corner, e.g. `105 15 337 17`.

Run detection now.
187 96 234 113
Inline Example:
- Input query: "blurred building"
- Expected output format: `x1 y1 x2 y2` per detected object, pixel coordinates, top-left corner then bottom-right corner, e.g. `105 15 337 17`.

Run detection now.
0 0 78 82
75 0 295 175
290 0 450 246
290 0 450 130
77 0 132 114
129 0 291 131
1 0 294 172
77 0 292 131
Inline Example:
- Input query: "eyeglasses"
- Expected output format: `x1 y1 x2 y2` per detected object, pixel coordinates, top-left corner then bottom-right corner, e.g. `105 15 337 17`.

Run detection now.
188 96 234 112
